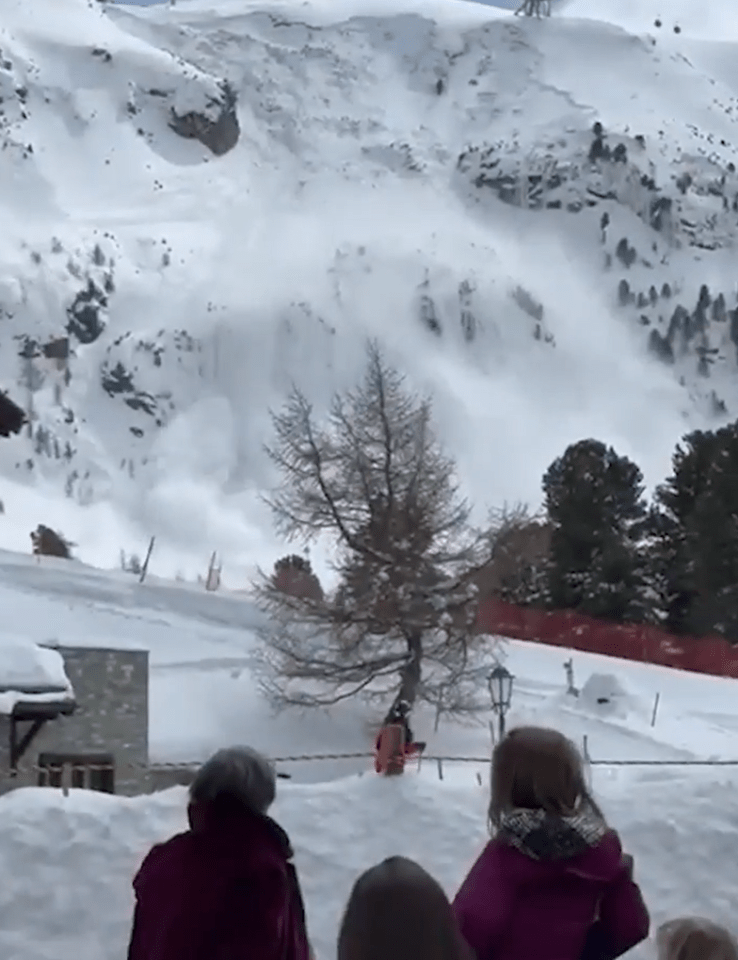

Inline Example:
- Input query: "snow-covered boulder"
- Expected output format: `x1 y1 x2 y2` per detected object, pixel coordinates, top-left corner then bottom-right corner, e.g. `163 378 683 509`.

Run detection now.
577 672 645 722
168 81 240 157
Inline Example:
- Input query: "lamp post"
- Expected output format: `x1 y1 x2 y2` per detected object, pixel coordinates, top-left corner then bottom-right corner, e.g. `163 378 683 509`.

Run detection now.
488 664 515 743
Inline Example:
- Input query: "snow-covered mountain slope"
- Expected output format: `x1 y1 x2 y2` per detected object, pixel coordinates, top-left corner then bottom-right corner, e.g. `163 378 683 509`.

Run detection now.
3 0 738 577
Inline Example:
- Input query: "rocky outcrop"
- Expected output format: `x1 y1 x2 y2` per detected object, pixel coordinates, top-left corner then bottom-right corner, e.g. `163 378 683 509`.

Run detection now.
0 390 24 437
169 81 239 157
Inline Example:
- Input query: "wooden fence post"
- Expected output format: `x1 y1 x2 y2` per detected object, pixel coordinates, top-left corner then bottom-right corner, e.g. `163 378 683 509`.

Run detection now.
651 692 661 728
139 536 155 584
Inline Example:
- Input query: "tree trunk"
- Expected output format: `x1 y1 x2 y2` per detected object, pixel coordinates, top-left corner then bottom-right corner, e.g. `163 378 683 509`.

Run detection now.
391 630 423 715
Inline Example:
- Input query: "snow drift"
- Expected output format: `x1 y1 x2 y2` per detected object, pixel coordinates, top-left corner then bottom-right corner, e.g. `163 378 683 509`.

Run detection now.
3 768 738 960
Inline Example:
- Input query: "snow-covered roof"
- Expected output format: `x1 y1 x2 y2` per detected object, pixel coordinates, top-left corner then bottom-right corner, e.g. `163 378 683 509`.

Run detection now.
41 638 149 654
0 636 74 716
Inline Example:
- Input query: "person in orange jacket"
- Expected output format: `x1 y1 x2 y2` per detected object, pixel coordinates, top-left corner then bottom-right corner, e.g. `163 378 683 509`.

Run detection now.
374 701 426 773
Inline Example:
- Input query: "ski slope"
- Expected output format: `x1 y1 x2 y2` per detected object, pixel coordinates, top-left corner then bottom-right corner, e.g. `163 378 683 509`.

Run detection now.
2 548 737 771
3 0 738 582
2 551 738 958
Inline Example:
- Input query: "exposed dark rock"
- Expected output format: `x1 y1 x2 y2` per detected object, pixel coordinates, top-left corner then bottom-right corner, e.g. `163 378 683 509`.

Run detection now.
0 390 24 437
101 361 157 416
43 337 69 360
169 81 239 157
67 279 108 344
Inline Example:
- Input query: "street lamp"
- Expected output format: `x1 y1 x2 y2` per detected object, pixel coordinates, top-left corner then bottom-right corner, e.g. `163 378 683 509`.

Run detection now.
488 664 515 743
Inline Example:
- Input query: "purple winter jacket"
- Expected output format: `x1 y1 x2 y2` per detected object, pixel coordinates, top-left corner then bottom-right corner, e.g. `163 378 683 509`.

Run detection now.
453 829 649 960
127 802 311 960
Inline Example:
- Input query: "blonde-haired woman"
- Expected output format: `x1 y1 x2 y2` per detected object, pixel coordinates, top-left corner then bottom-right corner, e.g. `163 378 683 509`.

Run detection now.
453 726 649 960
657 918 738 960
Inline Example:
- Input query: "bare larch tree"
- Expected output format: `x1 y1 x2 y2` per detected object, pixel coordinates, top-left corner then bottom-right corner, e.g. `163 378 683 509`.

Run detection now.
255 341 499 719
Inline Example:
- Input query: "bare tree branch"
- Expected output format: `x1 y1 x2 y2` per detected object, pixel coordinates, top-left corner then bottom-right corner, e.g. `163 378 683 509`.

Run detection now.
256 341 504 719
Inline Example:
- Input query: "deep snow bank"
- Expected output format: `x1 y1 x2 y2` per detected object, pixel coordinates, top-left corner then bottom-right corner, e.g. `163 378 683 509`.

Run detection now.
2 769 738 960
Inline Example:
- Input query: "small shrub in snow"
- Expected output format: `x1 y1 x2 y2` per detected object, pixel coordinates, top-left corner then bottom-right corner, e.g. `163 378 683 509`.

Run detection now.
648 329 674 364
273 555 324 602
31 524 74 559
120 551 142 576
615 238 637 268
618 279 632 306
612 143 628 164
512 285 544 322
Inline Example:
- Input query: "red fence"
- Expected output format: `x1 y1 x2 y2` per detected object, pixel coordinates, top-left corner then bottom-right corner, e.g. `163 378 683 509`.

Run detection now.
476 598 738 679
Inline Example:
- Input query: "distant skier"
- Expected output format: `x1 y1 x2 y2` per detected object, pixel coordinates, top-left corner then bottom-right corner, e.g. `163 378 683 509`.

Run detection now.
374 701 426 774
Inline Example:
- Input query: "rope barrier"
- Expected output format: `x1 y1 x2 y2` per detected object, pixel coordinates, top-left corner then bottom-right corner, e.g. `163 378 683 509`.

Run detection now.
8 753 738 775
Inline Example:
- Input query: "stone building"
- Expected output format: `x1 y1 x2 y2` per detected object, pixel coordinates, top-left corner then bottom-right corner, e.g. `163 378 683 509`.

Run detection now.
0 638 149 796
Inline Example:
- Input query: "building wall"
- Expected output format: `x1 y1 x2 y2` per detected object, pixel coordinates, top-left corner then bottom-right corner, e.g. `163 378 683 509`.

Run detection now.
149 765 197 793
0 646 149 796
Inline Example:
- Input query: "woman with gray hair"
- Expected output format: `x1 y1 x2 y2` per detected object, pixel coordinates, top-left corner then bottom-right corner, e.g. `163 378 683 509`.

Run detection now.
127 746 311 960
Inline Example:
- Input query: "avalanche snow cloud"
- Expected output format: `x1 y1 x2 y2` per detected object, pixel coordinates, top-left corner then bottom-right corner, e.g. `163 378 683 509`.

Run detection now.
1 0 738 575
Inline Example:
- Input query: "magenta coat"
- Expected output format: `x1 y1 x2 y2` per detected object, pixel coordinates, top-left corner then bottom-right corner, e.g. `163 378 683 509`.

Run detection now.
453 830 649 960
127 802 311 960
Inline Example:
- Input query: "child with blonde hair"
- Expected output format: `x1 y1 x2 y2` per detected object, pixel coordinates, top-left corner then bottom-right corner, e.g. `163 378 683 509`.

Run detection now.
657 918 738 960
453 726 649 960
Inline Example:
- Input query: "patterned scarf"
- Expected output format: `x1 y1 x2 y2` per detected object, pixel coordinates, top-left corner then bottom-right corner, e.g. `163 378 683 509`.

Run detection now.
497 806 608 861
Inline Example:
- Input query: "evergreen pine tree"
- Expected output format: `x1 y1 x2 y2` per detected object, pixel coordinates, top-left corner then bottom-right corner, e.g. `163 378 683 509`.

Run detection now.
654 422 738 640
543 439 652 623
